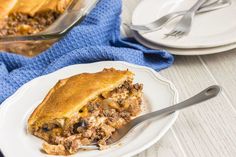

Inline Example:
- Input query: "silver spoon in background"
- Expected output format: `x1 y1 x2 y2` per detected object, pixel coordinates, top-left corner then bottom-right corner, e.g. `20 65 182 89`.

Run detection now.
128 0 231 32
81 85 221 149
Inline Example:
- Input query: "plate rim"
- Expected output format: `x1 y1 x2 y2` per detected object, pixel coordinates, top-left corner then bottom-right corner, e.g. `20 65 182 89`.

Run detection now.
0 61 179 157
132 30 236 55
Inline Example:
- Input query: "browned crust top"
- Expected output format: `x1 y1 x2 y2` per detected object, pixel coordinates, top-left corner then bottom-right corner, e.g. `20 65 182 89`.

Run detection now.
28 68 134 129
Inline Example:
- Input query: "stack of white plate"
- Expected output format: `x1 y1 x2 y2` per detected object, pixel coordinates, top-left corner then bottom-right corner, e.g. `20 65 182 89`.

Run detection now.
131 0 236 55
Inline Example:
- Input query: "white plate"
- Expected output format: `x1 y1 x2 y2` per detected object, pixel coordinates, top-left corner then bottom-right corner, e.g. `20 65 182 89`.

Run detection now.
132 0 236 49
0 61 179 157
132 30 236 55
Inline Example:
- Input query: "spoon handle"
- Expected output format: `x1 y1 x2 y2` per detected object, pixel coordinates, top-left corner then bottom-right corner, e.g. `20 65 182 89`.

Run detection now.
107 85 221 145
133 85 221 125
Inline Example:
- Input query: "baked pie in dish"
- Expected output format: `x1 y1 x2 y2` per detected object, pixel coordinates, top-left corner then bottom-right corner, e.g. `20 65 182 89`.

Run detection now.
0 0 87 56
0 0 72 36
28 68 143 155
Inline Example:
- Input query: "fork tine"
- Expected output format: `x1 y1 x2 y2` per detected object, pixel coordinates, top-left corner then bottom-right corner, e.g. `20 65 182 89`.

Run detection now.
166 31 178 37
173 31 181 37
165 31 175 37
164 33 175 39
165 31 185 39
177 31 187 38
174 31 183 37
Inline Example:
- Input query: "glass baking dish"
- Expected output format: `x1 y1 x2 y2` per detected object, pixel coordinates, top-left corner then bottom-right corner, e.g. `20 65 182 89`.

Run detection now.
0 0 99 57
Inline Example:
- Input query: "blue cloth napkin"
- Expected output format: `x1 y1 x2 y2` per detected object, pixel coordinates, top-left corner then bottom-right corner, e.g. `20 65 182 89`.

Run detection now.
0 0 174 104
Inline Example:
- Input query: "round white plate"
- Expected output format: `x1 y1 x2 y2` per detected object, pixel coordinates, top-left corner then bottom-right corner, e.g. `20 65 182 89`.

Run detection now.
0 61 178 157
132 30 236 55
132 0 236 49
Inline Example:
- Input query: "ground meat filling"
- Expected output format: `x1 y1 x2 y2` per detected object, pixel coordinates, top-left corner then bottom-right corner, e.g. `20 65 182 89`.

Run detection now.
0 11 60 36
0 2 70 56
40 81 143 155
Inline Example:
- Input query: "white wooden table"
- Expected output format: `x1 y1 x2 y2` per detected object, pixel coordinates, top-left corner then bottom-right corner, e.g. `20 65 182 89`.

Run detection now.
122 1 236 157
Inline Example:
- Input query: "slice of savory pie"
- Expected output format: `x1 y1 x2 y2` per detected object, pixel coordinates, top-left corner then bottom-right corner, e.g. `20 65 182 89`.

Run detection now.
28 68 143 155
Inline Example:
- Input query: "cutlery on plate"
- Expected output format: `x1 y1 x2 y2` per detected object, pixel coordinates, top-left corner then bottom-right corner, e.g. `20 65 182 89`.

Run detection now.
81 85 221 149
128 0 230 32
165 0 208 38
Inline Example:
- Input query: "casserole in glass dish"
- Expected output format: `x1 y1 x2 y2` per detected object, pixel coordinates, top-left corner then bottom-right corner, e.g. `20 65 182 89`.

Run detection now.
0 0 99 57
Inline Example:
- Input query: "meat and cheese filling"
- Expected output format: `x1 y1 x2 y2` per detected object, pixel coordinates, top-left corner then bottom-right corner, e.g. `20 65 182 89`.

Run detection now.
0 11 60 36
0 0 72 36
32 80 143 155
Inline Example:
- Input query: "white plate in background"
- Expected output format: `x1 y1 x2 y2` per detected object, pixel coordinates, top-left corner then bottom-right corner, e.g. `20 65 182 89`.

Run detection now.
132 0 236 49
132 30 236 55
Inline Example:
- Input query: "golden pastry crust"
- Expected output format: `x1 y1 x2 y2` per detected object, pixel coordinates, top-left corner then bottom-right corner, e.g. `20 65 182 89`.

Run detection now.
0 0 17 19
10 0 72 16
28 68 134 132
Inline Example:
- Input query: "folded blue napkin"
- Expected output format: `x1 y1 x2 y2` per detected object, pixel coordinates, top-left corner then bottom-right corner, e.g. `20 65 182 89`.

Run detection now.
0 0 174 104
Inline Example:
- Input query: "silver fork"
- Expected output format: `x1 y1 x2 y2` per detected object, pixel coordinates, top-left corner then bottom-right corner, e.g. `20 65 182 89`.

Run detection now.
165 0 208 37
81 85 220 149
129 0 230 32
